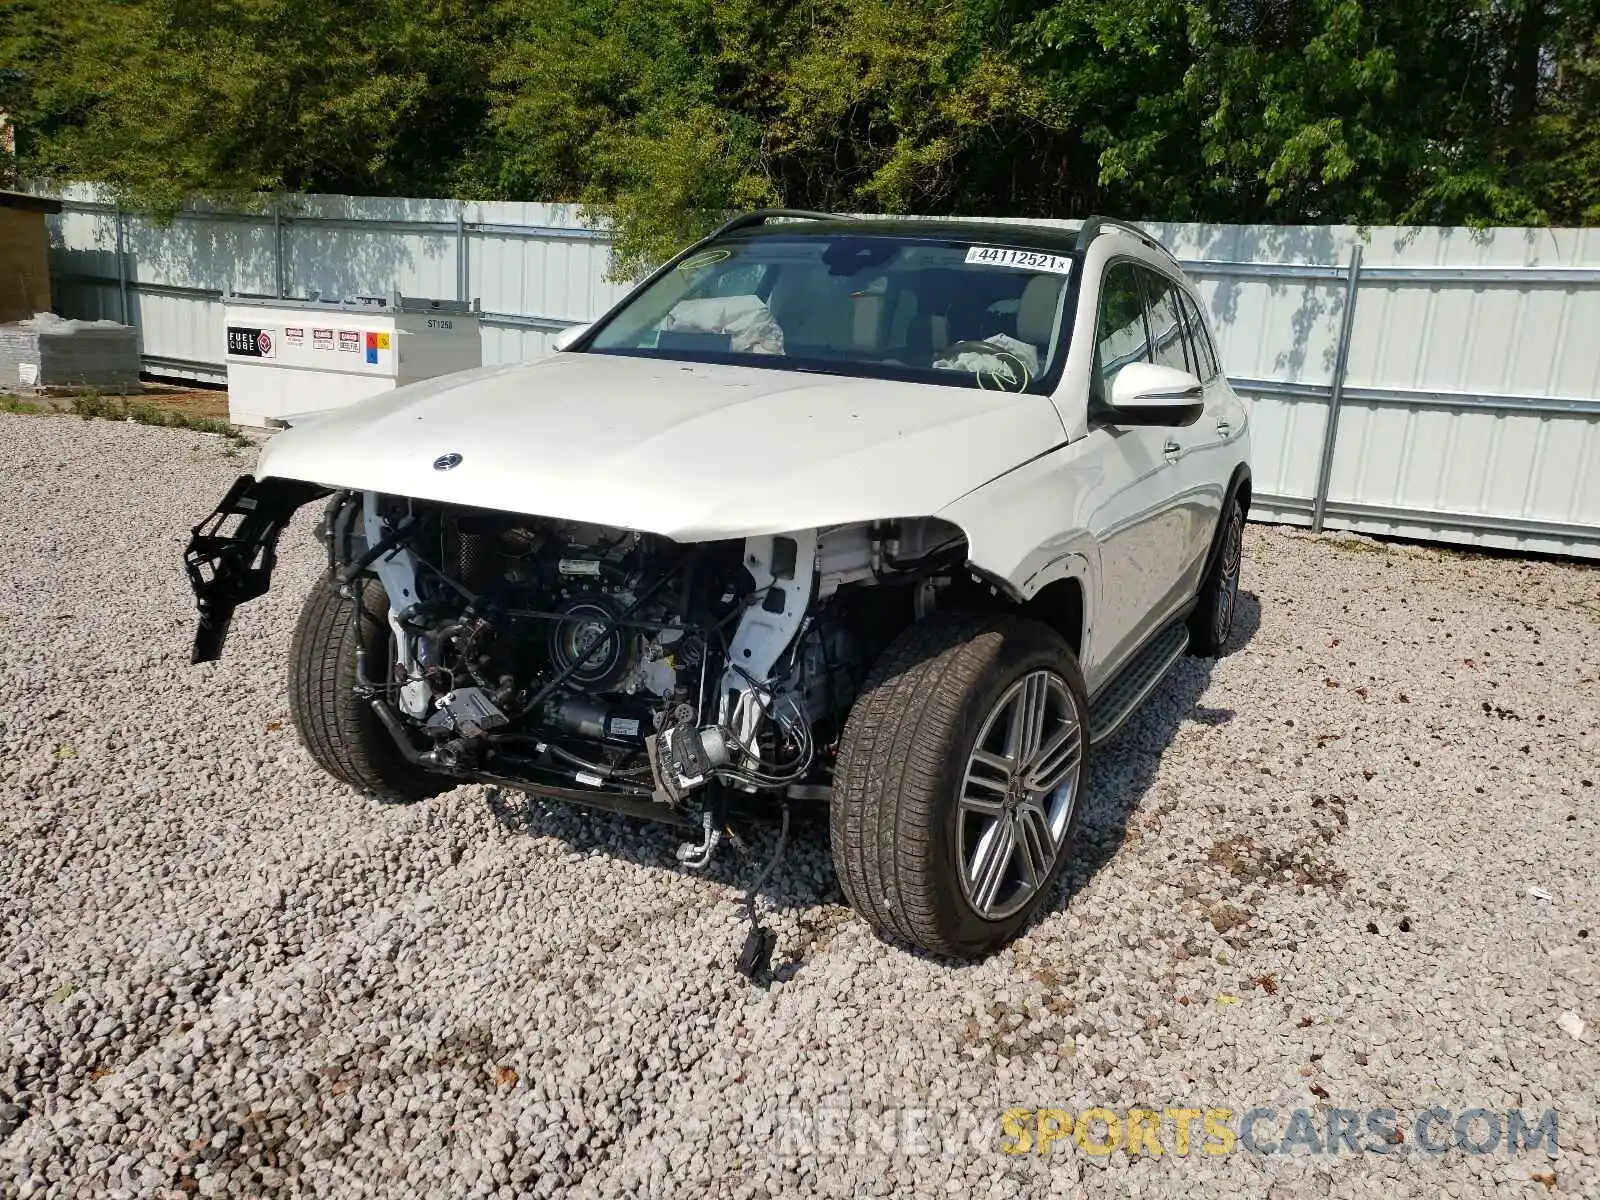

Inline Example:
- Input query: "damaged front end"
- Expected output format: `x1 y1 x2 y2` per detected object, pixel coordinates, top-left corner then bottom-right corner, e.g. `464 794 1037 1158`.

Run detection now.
181 477 893 835
185 474 975 975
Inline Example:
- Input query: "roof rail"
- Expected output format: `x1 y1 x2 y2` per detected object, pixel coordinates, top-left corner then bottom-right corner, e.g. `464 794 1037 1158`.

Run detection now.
1074 216 1178 264
704 209 840 240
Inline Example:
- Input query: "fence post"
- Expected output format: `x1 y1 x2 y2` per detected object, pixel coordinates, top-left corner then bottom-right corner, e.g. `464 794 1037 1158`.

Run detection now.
273 207 285 298
1311 242 1363 532
113 202 129 325
456 203 469 302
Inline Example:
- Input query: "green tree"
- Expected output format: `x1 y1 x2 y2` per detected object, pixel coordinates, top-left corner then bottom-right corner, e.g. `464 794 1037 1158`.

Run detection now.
4 0 1595 269
2 0 498 211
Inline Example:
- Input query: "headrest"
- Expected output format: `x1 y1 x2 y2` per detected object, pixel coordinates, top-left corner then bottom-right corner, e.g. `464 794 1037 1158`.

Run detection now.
1016 275 1064 346
768 268 850 345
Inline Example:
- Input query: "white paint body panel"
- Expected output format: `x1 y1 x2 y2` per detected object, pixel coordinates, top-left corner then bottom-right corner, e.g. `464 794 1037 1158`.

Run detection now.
253 351 1070 541
943 230 1249 687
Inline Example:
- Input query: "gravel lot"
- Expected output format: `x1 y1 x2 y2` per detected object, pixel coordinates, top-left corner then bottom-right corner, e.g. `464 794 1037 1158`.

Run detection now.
1 411 1596 1199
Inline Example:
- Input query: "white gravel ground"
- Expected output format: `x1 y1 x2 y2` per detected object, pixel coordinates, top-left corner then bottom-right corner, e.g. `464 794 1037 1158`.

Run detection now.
1 411 1596 1199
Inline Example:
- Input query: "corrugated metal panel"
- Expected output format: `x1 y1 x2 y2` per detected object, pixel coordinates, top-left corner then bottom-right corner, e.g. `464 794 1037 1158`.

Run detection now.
39 189 1600 556
468 201 628 363
1145 222 1358 515
1323 226 1600 556
284 195 457 306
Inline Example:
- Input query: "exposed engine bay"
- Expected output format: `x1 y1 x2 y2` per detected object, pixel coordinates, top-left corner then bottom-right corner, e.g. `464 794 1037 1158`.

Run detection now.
310 490 968 849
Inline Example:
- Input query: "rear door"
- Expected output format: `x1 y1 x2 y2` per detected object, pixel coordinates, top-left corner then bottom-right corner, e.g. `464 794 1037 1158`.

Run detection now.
1179 284 1247 473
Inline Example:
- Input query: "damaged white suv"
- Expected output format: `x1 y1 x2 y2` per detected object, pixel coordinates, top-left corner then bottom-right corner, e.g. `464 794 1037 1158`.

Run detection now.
185 213 1250 969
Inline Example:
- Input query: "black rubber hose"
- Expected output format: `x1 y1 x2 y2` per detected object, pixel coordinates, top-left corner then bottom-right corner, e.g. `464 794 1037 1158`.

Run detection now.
368 697 430 765
336 516 418 589
743 800 792 927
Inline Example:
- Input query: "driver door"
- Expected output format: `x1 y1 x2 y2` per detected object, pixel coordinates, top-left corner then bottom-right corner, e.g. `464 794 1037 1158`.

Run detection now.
1082 260 1192 680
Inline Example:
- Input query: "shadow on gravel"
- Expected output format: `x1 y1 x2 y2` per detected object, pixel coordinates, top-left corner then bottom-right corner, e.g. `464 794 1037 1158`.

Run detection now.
1041 590 1263 923
482 592 1263 970
484 785 841 978
483 781 839 899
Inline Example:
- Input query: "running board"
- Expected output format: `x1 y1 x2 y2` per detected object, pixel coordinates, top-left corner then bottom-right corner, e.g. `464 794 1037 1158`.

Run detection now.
1088 620 1189 746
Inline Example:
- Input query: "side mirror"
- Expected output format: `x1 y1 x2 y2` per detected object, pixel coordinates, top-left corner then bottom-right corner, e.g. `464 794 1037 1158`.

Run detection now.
1106 361 1204 426
552 322 591 352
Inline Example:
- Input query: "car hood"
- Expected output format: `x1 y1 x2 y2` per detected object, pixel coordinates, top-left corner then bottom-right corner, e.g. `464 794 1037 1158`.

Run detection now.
255 353 1065 540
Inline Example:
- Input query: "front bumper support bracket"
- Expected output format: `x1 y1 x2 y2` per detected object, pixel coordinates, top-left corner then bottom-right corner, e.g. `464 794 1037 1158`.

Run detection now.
184 474 328 663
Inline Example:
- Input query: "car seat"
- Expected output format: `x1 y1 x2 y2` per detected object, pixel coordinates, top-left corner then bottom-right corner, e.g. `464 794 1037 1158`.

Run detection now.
1016 275 1066 367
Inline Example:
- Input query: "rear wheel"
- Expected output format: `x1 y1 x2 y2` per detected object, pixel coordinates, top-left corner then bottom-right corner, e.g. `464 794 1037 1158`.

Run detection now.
287 574 446 803
830 614 1089 958
1188 497 1244 656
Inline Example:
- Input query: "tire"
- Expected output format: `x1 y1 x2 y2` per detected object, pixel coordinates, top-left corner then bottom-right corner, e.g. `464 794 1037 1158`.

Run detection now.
1188 496 1244 657
830 613 1090 959
287 573 447 804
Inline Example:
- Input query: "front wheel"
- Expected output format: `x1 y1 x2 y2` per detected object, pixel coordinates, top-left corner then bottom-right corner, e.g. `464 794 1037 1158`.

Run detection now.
287 573 447 804
830 614 1089 958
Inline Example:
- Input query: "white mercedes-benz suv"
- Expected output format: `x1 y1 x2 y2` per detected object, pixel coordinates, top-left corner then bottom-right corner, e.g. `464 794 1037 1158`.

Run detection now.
185 212 1250 972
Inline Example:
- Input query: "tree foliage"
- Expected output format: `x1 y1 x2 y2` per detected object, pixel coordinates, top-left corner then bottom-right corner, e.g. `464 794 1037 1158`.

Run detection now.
3 0 1595 270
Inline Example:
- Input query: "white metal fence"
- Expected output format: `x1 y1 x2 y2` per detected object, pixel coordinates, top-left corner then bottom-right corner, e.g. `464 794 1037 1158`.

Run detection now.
41 187 1600 558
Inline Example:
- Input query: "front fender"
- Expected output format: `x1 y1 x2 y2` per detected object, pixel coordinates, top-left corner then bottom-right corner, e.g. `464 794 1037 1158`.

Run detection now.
940 444 1102 664
939 441 1103 598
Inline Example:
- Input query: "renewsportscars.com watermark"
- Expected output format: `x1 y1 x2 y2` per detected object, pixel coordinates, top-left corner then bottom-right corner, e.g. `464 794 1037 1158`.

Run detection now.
998 1106 1559 1158
768 1104 1561 1159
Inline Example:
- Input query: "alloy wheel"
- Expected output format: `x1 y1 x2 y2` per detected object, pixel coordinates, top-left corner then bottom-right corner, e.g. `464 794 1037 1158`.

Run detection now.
956 670 1084 921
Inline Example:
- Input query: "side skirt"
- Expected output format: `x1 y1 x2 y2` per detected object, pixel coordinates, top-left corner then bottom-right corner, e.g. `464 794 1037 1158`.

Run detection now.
1086 616 1191 746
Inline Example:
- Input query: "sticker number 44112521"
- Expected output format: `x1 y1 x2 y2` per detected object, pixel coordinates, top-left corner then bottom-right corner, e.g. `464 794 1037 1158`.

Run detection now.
964 246 1073 275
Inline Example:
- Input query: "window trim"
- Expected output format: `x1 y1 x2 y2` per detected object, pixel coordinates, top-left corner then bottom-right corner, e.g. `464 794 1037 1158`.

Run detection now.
1200 297 1222 381
1179 289 1203 378
1173 288 1201 378
1133 264 1194 378
1176 287 1220 383
1090 256 1154 407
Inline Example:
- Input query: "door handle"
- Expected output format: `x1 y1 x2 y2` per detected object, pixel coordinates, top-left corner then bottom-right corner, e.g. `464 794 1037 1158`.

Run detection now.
1163 439 1181 462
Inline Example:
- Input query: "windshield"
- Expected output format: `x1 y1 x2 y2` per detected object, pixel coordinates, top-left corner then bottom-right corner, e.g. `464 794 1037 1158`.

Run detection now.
585 232 1075 394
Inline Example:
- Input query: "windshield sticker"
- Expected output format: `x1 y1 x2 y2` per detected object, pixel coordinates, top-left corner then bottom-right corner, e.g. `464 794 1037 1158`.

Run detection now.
964 246 1073 275
677 248 732 272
